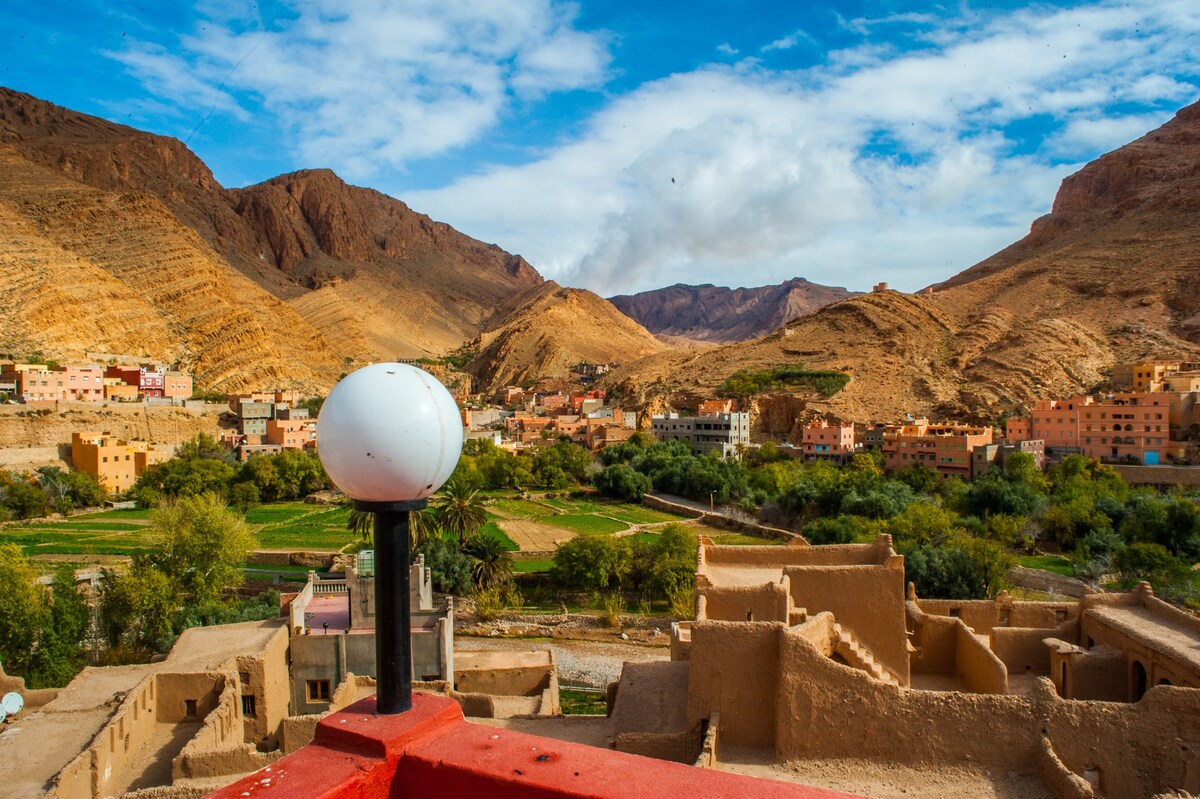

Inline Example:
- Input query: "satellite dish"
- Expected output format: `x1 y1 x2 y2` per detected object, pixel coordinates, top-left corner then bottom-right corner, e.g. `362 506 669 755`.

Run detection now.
1 692 22 716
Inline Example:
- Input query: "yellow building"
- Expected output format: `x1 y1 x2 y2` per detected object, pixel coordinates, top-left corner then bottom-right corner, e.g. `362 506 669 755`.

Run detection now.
70 431 166 494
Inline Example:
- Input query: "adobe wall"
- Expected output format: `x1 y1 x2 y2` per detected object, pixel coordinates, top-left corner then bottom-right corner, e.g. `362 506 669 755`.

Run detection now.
784 561 909 684
773 618 1200 798
1049 644 1127 702
235 625 290 749
702 540 883 569
280 675 376 754
686 621 782 749
955 622 1008 694
454 661 552 697
916 596 1077 635
992 618 1077 676
907 605 958 675
172 677 278 781
698 582 790 623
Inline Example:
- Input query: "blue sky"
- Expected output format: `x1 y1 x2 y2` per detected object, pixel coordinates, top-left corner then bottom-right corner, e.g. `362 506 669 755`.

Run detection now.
3 1 1199 296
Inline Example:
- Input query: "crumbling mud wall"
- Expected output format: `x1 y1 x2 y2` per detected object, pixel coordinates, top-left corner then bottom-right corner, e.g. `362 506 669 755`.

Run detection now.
236 626 290 749
172 677 280 781
955 622 1008 694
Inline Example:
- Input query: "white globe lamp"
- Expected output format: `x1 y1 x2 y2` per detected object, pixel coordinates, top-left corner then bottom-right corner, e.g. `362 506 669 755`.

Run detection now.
316 363 464 714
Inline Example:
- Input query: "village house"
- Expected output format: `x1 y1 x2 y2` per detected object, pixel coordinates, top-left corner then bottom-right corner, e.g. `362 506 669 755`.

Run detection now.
1006 392 1173 464
70 431 167 493
651 411 750 458
1 362 106 403
800 420 856 464
881 418 993 478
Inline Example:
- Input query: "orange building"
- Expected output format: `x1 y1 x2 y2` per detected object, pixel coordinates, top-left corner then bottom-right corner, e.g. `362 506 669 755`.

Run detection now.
698 399 735 417
163 371 193 400
70 431 166 494
264 419 316 449
801 420 855 462
882 419 993 478
2 363 105 403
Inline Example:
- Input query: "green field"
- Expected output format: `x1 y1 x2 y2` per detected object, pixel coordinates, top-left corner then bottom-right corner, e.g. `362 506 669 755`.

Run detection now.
512 559 554 573
1017 555 1076 576
541 514 629 536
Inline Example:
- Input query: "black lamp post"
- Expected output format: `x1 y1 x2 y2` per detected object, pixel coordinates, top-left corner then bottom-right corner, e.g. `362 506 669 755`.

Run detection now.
317 364 462 715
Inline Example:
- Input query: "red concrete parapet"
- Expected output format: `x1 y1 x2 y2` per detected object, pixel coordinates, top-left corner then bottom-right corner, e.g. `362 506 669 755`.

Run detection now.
205 693 864 799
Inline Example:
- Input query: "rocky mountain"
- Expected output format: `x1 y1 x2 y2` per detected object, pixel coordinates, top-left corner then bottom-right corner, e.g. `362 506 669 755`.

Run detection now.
609 278 858 343
604 99 1200 428
0 88 544 389
467 282 667 392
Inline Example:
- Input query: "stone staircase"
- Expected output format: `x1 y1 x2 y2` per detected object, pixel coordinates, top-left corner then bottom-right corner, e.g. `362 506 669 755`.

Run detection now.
832 622 901 686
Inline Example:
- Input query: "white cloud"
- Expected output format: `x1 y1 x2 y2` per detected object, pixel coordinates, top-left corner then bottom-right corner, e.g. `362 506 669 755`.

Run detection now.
406 0 1200 295
716 43 738 57
113 0 609 176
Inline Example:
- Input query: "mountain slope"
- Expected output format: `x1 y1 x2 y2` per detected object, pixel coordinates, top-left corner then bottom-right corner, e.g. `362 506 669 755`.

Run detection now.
609 278 858 343
0 87 544 377
606 100 1200 425
468 282 668 391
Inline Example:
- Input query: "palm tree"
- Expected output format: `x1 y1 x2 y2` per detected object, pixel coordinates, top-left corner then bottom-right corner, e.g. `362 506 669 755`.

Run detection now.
433 478 487 546
348 506 438 550
464 533 513 588
347 509 374 546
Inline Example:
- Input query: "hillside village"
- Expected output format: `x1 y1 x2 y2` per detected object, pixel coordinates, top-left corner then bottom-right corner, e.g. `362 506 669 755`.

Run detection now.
2 28 1200 799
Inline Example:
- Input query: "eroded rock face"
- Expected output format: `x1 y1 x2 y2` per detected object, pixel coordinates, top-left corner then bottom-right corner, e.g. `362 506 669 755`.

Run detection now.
610 278 858 344
0 87 545 387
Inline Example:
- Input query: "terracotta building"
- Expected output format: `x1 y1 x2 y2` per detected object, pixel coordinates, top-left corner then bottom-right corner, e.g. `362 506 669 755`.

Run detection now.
801 420 855 463
70 431 166 493
1007 393 1172 465
881 419 993 477
1 363 105 403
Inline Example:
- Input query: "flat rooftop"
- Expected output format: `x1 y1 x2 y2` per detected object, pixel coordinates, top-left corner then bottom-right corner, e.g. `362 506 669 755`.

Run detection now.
1086 604 1200 669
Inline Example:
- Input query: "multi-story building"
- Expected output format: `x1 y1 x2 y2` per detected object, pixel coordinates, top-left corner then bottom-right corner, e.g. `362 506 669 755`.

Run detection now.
71 431 166 493
1006 393 1171 465
2 363 105 403
651 412 750 458
264 418 316 450
163 370 193 401
882 419 993 478
800 420 856 464
103 377 139 401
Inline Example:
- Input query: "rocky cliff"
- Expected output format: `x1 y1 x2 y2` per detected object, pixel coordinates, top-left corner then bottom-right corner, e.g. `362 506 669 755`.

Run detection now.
609 278 858 343
0 88 545 387
606 99 1200 425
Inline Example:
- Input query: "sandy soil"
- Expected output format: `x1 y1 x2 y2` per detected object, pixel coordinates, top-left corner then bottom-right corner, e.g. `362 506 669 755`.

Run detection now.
718 749 1055 799
495 517 577 551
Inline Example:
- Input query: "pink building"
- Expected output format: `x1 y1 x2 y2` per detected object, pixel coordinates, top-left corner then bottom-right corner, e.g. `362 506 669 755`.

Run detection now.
163 370 193 400
1007 393 1171 465
801 420 855 462
883 420 994 478
2 363 105 403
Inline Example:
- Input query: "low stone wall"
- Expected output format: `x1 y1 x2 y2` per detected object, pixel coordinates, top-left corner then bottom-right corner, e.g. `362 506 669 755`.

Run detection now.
1113 465 1200 487
642 495 806 543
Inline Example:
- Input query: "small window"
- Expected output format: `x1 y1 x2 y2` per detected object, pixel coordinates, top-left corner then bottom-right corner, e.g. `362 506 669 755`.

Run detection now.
185 699 198 718
241 695 257 717
949 608 961 618
307 679 331 703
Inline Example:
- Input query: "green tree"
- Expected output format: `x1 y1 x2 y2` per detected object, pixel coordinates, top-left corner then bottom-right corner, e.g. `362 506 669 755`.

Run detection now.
1112 542 1187 583
31 567 90 686
238 456 281 502
893 463 940 495
3 478 49 518
272 449 327 499
99 562 179 658
464 533 514 589
551 536 632 590
134 457 236 506
593 463 653 501
415 533 474 595
0 544 49 682
178 432 234 463
146 494 256 605
433 478 488 545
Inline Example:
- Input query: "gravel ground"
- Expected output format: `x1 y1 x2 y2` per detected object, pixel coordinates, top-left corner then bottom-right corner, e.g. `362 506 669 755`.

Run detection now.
454 635 669 687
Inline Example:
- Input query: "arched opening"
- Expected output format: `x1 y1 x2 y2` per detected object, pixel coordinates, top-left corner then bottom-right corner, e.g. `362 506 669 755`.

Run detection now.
1158 678 1172 686
1132 660 1148 701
